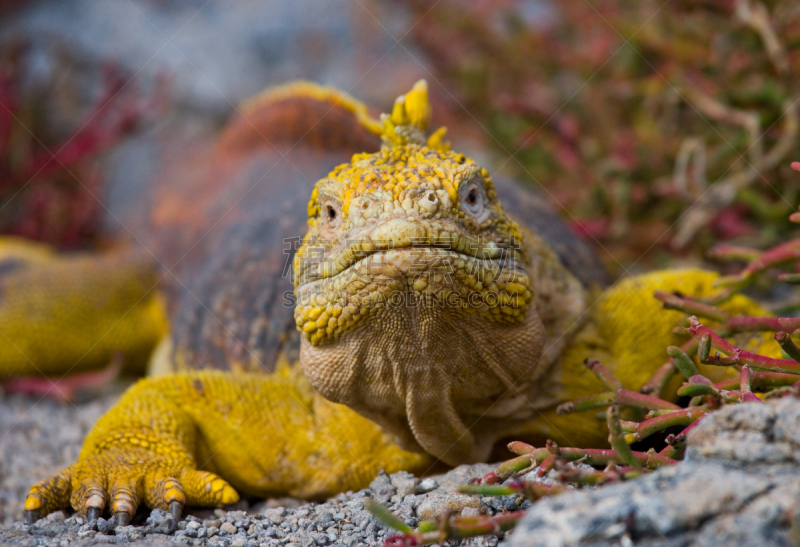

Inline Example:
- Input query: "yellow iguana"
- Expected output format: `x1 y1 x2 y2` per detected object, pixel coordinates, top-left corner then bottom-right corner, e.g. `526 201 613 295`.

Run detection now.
1 81 774 525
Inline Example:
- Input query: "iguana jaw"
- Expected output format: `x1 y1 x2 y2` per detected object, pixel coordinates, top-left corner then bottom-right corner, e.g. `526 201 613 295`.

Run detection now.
296 244 548 465
293 135 543 465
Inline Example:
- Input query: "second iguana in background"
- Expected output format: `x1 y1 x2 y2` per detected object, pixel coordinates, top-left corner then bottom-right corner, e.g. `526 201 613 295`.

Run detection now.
6 80 774 525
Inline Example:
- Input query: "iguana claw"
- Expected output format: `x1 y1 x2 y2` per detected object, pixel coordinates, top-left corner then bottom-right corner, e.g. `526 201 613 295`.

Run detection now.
115 512 131 527
87 507 101 521
169 500 182 521
24 509 40 525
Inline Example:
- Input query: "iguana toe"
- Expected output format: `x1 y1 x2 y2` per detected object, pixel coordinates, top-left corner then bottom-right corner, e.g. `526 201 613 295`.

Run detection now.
71 476 106 518
24 467 74 523
108 479 139 523
177 469 239 507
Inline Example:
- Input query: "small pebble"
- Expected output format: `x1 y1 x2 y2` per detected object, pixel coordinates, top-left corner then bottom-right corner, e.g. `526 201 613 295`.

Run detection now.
416 478 439 494
461 507 481 517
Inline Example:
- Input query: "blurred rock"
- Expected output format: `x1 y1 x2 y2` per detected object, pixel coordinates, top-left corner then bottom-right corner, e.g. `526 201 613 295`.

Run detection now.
0 0 424 123
0 0 429 238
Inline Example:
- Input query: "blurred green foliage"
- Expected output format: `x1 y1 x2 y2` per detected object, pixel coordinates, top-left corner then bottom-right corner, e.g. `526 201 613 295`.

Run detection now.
402 0 800 269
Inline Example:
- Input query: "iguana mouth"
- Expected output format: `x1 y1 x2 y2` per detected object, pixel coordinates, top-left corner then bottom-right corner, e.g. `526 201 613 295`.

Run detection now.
294 244 533 344
295 243 523 297
299 238 518 284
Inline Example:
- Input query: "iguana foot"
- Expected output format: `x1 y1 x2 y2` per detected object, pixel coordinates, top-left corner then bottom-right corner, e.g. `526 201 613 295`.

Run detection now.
23 447 239 523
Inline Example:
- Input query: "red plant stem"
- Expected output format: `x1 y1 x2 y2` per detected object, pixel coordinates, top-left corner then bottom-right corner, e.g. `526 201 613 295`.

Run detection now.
508 441 535 455
640 337 698 395
509 443 676 469
706 245 762 262
685 319 800 373
495 454 534 479
616 389 681 410
778 273 800 284
560 389 680 413
554 462 641 485
659 444 683 459
743 238 800 275
458 481 566 499
556 391 615 414
775 332 800 362
639 361 677 395
714 238 800 289
740 366 753 393
383 511 526 546
727 316 800 333
584 359 623 391
625 409 707 443
655 290 731 322
714 371 800 390
607 406 641 468
536 454 558 477
667 412 710 445
677 383 718 398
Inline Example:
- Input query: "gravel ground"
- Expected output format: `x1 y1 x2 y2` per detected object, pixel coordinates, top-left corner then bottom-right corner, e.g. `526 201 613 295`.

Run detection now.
0 472 518 547
0 390 122 527
0 391 537 546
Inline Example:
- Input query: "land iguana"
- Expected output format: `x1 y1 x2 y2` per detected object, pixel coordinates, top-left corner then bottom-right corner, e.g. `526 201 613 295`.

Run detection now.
2 81 772 525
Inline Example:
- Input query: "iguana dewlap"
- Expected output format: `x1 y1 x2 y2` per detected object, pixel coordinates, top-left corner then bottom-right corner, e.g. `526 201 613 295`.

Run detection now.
11 81 776 524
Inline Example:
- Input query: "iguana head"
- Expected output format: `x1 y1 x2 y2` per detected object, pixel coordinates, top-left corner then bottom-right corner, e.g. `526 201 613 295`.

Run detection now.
293 81 547 465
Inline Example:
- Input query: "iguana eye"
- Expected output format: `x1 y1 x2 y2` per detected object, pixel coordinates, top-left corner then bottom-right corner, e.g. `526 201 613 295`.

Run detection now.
326 205 337 221
459 177 489 223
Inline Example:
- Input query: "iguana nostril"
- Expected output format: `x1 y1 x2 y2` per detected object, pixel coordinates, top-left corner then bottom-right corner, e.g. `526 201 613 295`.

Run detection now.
420 191 438 213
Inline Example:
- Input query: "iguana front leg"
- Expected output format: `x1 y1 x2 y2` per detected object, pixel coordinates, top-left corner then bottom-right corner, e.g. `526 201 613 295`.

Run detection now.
24 368 430 523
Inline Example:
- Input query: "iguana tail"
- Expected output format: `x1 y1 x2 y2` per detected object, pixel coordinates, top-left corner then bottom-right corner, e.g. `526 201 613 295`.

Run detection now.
0 237 168 380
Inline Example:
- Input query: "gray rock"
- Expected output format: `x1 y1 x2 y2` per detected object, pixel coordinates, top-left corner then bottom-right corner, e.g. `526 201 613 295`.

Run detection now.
416 478 439 494
416 492 485 521
96 517 113 534
414 463 493 521
220 521 238 535
389 471 420 497
508 399 800 547
461 507 482 517
146 508 178 535
368 471 396 504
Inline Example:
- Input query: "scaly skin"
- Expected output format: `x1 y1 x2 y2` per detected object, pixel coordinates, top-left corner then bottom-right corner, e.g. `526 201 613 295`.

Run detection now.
0 238 168 378
19 81 781 522
24 362 430 522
